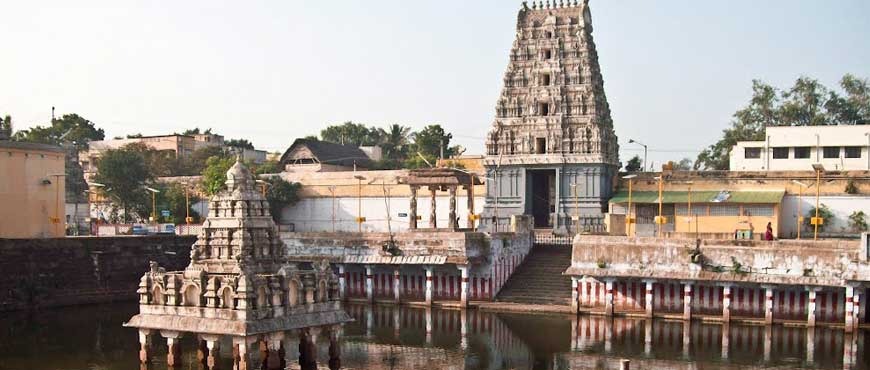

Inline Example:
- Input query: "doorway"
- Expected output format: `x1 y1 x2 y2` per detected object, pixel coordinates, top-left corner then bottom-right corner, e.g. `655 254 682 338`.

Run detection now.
528 169 556 228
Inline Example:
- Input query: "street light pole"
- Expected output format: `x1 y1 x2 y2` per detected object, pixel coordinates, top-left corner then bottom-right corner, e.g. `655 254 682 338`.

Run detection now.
48 173 66 236
354 175 366 233
653 176 665 238
622 174 637 237
811 164 826 240
628 139 648 172
792 180 809 240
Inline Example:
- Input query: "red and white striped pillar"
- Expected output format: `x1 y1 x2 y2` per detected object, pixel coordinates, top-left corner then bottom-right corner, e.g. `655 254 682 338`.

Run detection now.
424 266 434 306
644 280 655 318
722 284 732 323
393 268 401 304
763 286 774 325
807 287 819 327
364 265 374 303
458 265 469 307
337 264 346 300
845 285 855 333
604 279 614 316
682 282 693 321
571 277 580 314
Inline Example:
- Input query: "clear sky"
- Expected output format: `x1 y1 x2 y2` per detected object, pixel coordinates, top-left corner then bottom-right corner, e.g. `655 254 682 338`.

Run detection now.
2 0 869 167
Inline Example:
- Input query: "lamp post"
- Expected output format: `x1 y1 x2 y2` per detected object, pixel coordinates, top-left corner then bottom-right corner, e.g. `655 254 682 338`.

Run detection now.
354 175 366 232
47 173 66 236
811 164 826 240
255 179 270 198
653 175 666 237
628 139 648 172
622 175 637 237
791 180 810 240
328 186 337 232
145 187 160 223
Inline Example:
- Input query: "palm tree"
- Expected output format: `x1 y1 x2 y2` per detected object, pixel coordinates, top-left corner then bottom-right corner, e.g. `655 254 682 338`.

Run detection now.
382 124 411 161
0 115 11 139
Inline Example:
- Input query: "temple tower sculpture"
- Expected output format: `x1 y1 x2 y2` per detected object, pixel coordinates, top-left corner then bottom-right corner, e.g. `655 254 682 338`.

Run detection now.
126 159 350 370
483 0 618 233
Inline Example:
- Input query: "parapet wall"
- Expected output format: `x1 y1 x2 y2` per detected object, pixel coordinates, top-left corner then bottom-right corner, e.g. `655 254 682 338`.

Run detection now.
566 236 870 287
0 235 194 311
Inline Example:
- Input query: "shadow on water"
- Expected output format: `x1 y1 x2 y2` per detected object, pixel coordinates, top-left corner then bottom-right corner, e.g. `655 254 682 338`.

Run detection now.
1 302 869 370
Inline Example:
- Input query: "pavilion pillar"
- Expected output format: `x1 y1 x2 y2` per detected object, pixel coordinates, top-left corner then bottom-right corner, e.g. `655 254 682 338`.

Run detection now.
644 280 655 318
466 185 474 229
328 325 342 370
571 277 580 314
138 329 152 364
764 286 774 325
265 332 286 370
232 336 254 370
429 186 437 229
306 328 320 370
424 265 434 305
807 287 819 327
604 279 614 316
409 186 418 230
448 186 458 230
393 268 401 304
202 335 220 370
365 265 374 303
554 167 561 232
845 286 855 333
683 282 693 321
722 284 732 323
161 331 183 368
458 264 469 307
337 264 346 300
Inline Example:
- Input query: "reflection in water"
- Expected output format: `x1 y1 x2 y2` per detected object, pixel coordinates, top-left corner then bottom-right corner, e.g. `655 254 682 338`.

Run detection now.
0 302 868 369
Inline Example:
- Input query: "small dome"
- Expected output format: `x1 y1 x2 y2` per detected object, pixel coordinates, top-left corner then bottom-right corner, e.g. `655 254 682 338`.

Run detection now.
225 158 253 190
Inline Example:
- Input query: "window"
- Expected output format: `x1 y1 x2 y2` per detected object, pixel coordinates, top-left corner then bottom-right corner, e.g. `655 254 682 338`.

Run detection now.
744 147 761 159
675 204 706 216
542 73 551 86
539 103 550 116
535 138 547 154
709 205 740 216
845 146 862 159
794 147 811 159
772 147 789 159
545 31 553 39
823 146 840 159
742 205 774 217
543 49 552 60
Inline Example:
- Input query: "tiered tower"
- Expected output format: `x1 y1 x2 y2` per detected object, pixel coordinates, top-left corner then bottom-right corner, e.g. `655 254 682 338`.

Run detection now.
483 0 618 233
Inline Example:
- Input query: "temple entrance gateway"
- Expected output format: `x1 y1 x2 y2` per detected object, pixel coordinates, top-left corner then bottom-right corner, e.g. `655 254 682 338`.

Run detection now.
528 169 555 228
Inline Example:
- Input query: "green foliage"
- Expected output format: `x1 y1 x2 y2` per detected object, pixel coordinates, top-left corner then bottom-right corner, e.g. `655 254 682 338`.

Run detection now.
122 142 182 177
805 203 834 232
263 177 301 223
225 138 255 149
254 159 283 175
675 158 693 171
410 124 457 159
849 211 868 233
624 155 642 172
0 115 11 139
182 127 213 135
12 113 105 149
185 146 230 176
126 133 144 138
845 180 859 194
201 156 236 196
94 146 154 222
155 183 201 224
320 121 382 146
380 124 412 161
403 155 434 169
696 75 870 170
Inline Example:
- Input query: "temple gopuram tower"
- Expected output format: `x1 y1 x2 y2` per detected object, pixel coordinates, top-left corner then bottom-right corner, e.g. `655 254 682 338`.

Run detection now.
483 0 618 233
126 159 350 370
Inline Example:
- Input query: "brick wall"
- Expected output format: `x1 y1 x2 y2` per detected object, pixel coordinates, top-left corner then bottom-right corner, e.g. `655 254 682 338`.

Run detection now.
0 235 194 311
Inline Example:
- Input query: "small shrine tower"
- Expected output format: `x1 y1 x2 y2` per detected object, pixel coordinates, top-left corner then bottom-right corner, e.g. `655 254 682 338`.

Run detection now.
126 159 350 370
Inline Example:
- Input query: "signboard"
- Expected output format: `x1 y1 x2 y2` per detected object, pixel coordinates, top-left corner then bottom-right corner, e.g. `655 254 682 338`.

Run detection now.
161 210 171 217
398 213 408 217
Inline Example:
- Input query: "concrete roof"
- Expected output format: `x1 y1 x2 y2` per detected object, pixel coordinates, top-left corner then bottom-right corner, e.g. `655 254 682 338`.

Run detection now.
0 140 65 153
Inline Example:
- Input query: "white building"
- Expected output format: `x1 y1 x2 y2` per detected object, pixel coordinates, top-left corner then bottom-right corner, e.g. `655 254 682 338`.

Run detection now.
730 125 870 171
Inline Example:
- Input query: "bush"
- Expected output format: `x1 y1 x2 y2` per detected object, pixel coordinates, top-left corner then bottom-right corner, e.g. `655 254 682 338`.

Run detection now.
804 203 834 233
849 211 868 233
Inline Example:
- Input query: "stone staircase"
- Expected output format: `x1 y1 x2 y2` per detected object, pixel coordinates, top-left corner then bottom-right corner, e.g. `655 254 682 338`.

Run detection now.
495 245 574 306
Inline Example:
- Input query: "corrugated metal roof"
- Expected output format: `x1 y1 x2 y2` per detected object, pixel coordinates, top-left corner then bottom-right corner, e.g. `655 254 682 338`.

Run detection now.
609 190 784 204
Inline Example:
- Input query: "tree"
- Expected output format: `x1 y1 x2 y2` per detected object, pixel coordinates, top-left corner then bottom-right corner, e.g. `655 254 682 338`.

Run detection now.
122 142 179 177
263 177 301 223
126 133 144 138
805 204 834 233
184 146 229 176
201 156 236 196
156 183 201 224
225 138 255 149
0 115 11 139
12 113 104 149
381 124 412 161
410 124 455 160
624 155 642 172
254 159 283 175
182 127 213 135
94 147 154 222
849 211 868 233
320 121 381 146
779 77 829 127
675 158 694 171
